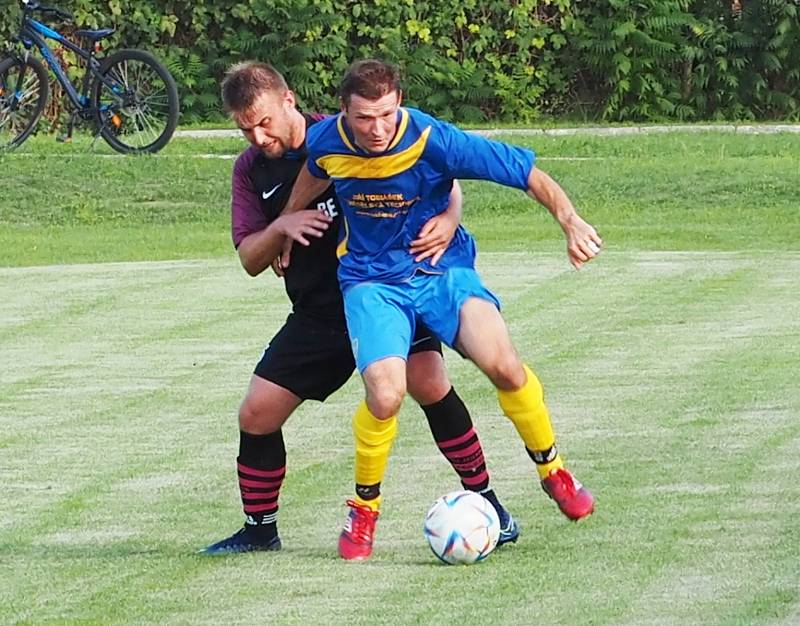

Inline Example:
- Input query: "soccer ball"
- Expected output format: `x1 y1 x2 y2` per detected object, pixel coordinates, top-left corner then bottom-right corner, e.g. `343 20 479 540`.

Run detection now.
423 490 500 565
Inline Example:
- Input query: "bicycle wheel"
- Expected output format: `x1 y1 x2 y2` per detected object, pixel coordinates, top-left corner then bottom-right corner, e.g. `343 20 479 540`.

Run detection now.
0 55 49 150
91 48 179 154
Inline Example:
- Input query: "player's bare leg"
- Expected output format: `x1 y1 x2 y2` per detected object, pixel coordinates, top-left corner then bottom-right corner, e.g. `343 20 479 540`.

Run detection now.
337 357 404 560
201 376 301 554
456 297 594 521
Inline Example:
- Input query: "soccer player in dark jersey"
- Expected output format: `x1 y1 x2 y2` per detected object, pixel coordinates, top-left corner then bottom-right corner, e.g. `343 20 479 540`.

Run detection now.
201 61 518 555
282 59 601 560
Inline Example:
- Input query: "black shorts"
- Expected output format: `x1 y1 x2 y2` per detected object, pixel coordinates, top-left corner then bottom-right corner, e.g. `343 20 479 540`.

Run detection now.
254 313 442 402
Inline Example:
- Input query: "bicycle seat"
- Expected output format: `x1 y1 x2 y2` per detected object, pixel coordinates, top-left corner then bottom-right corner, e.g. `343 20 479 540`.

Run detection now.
75 28 115 41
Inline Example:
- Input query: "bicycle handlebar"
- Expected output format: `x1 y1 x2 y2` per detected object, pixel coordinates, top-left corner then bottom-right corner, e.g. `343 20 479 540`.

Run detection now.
21 0 74 22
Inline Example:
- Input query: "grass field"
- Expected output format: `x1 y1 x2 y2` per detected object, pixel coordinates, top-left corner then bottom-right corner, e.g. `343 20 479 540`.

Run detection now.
1 132 799 625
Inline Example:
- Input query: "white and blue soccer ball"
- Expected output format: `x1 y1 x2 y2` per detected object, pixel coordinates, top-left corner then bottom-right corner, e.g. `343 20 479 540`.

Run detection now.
423 490 500 565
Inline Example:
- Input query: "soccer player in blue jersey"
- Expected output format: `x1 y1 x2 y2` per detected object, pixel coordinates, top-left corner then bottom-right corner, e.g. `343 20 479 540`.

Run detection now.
201 61 518 554
282 59 601 560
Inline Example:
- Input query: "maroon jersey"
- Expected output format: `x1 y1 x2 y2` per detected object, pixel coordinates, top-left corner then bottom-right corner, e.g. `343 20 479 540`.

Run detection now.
231 114 344 325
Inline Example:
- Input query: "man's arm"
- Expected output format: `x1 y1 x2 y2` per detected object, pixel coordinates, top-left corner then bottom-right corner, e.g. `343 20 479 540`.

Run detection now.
277 163 333 269
409 179 463 265
231 151 332 277
436 120 602 269
282 163 332 215
527 167 602 270
237 211 332 277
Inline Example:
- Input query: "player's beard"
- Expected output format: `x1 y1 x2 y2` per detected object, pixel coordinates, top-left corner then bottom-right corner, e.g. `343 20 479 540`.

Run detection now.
260 135 290 159
259 115 302 159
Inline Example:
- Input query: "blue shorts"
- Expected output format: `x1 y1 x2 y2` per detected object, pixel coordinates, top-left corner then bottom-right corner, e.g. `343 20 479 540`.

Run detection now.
343 267 501 372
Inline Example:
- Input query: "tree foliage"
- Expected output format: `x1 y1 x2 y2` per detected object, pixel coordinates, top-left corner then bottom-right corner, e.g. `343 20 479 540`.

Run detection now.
1 0 798 122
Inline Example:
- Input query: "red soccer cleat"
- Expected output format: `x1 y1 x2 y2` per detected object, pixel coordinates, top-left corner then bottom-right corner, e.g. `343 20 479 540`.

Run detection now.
541 468 595 521
338 499 379 561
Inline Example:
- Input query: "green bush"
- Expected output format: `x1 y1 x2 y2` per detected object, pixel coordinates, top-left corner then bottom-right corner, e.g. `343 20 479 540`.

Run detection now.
1 0 797 123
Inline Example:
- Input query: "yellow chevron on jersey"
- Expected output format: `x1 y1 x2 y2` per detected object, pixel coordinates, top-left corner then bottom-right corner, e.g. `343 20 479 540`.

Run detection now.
336 115 358 152
336 214 350 258
387 108 410 150
316 126 431 180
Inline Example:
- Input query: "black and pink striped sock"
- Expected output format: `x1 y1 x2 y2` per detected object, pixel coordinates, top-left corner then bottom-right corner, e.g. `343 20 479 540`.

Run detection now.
422 387 490 492
238 430 286 533
435 427 490 491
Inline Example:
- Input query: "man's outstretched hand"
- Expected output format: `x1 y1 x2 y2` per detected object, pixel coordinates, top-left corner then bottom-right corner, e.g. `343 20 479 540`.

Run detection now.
562 214 603 270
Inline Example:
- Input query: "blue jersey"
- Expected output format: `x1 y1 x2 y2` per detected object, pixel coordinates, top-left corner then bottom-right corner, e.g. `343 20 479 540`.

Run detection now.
306 107 536 290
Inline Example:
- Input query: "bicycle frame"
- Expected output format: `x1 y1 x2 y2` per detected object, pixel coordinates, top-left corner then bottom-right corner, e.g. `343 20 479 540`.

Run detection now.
16 17 100 109
3 0 180 153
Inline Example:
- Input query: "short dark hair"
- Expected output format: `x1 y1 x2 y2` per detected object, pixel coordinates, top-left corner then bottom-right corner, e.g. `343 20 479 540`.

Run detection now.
221 61 288 114
339 59 401 106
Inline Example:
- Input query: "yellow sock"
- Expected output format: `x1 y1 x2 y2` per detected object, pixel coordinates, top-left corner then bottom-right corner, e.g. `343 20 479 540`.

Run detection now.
352 400 397 512
497 363 564 479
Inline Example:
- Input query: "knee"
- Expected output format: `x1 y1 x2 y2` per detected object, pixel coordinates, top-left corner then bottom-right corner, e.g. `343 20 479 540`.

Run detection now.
363 358 407 418
408 377 450 406
407 355 451 405
366 386 405 419
238 398 281 434
485 355 526 391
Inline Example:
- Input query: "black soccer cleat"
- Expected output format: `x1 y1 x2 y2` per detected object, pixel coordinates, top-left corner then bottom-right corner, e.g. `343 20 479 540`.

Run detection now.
494 502 520 547
480 489 520 546
200 526 282 555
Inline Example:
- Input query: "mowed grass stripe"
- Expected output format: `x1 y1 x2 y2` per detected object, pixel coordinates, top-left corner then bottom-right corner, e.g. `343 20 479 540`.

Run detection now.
340 250 800 624
2 252 799 624
0 260 352 623
374 251 799 624
576 253 798 624
0 259 379 623
342 246 792 623
571 257 800 624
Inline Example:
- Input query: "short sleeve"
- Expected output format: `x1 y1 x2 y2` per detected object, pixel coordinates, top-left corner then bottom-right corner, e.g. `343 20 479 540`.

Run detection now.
230 149 267 248
305 122 331 179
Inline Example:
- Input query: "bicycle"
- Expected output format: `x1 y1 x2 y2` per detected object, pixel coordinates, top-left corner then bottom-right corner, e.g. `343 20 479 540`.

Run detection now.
0 0 180 153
